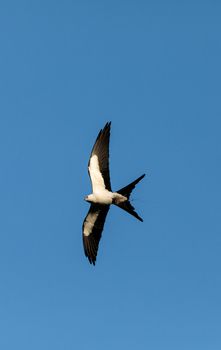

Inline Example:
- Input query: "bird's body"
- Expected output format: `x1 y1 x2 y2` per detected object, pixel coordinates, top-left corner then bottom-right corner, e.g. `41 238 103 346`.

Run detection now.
86 191 127 205
82 122 145 265
85 191 113 205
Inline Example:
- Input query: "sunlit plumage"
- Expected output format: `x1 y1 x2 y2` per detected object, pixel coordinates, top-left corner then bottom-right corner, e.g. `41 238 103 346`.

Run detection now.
82 122 145 265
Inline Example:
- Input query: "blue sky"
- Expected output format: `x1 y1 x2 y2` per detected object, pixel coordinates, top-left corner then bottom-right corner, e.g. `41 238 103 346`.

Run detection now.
0 1 221 349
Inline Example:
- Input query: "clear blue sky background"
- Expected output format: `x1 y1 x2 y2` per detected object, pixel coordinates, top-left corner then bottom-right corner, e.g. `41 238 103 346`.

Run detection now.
0 1 221 349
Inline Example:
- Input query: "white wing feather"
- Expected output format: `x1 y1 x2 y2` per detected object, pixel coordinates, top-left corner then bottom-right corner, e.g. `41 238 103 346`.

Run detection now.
88 154 106 193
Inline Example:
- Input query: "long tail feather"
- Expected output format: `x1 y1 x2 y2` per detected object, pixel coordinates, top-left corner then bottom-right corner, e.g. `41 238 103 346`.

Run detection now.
115 174 145 222
117 174 145 199
116 201 143 222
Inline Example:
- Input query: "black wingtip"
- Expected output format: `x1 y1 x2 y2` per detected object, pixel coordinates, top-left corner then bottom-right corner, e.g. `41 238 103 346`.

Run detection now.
93 122 111 145
87 255 96 266
97 122 111 137
133 212 144 222
139 174 146 180
103 121 111 130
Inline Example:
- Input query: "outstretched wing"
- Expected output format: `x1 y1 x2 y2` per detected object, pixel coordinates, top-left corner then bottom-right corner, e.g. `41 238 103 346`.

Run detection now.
82 204 110 265
88 122 112 192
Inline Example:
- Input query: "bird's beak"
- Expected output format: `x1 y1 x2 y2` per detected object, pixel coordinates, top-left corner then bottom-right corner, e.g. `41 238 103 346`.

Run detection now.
84 196 88 201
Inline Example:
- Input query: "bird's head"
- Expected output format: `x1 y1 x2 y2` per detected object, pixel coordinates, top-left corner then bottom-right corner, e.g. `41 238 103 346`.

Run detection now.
84 194 93 203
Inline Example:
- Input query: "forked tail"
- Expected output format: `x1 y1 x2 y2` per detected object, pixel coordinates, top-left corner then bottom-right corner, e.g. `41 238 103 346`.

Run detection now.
116 174 145 222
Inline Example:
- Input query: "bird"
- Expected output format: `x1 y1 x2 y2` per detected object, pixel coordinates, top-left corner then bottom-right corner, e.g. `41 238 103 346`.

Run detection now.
82 122 145 265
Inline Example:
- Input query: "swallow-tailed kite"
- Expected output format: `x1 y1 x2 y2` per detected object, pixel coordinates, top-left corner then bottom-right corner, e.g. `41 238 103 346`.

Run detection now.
83 122 145 265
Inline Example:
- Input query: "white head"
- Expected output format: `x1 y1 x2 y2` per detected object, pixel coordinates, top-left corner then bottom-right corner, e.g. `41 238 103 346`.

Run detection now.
84 194 94 203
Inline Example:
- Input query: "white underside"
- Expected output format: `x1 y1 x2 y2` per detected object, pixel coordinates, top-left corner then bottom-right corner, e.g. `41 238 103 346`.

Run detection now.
89 190 114 205
86 190 127 205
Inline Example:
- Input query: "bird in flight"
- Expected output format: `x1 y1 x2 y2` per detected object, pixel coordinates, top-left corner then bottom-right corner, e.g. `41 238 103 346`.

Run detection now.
82 122 145 265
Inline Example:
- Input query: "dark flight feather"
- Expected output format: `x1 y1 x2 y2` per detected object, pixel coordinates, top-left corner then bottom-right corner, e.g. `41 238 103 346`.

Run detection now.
88 122 112 191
